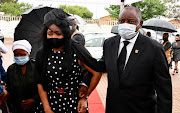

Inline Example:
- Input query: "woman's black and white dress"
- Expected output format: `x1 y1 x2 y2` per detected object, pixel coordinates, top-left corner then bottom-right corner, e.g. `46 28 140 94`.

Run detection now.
36 49 84 113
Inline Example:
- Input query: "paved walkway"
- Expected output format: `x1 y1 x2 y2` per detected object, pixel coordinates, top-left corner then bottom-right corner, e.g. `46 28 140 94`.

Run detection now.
2 38 180 113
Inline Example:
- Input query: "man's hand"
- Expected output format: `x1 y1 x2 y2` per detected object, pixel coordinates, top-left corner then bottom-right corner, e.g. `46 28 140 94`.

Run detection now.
79 85 88 98
21 99 35 109
77 98 87 113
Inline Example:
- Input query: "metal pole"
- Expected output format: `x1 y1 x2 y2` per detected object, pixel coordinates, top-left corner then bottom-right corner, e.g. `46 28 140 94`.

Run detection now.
120 0 124 12
156 30 157 40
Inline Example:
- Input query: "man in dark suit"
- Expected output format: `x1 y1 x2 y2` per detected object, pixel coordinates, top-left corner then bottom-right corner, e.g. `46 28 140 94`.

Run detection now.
162 33 171 67
99 6 172 113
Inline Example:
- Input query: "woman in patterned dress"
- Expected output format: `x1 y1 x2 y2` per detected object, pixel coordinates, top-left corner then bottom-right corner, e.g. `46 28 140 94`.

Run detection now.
35 8 102 113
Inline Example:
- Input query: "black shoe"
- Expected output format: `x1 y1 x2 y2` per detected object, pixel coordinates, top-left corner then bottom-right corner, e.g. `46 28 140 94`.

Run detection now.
172 69 176 75
176 69 178 73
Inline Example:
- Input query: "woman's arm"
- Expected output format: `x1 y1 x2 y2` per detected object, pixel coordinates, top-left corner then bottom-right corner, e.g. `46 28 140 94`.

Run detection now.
82 62 102 96
79 60 102 96
37 84 54 113
77 60 102 113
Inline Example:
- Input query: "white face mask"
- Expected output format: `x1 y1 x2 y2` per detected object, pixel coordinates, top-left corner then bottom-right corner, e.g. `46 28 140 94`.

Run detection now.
118 23 137 40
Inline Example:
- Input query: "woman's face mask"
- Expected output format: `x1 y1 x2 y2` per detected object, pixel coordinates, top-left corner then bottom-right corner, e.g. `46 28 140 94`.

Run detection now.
14 56 29 65
13 49 29 65
47 38 65 48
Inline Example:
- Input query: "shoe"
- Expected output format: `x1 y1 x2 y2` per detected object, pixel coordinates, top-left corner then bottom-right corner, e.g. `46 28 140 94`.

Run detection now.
172 69 176 75
176 69 178 73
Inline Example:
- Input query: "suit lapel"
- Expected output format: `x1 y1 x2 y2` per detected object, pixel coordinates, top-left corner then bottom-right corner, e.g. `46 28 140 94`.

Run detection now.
111 35 120 65
121 33 146 79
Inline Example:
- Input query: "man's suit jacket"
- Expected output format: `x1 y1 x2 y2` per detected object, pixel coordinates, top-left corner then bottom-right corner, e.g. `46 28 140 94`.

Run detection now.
99 33 172 113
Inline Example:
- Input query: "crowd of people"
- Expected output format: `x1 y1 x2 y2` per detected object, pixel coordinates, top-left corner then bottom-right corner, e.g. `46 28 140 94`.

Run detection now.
0 6 176 113
146 31 180 75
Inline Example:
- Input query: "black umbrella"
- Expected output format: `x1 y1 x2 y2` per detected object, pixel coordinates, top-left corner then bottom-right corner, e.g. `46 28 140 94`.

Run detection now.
14 6 54 58
142 18 177 32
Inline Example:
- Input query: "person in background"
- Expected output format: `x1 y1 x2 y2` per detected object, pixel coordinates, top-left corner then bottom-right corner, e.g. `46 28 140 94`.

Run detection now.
69 16 85 46
0 40 8 112
0 30 4 43
6 40 39 113
98 6 172 113
35 8 101 113
146 31 151 38
162 33 172 67
171 34 180 75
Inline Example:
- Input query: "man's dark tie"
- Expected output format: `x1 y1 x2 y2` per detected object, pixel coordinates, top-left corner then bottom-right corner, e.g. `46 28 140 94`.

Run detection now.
118 41 130 78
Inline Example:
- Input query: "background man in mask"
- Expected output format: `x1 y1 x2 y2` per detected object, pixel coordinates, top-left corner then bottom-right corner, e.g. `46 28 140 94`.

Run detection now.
163 33 172 67
98 6 172 113
69 16 85 46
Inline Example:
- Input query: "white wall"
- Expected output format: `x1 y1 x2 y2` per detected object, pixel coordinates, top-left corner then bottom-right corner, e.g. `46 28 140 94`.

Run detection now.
0 20 20 38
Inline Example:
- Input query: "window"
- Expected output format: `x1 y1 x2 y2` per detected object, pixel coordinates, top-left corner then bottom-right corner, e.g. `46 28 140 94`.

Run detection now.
86 38 104 47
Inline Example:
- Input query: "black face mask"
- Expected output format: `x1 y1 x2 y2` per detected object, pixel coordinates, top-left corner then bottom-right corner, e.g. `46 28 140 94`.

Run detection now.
47 38 65 48
163 38 168 42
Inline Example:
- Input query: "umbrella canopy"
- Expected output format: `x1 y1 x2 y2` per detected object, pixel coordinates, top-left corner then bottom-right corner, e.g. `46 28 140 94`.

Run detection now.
14 6 54 58
142 18 177 32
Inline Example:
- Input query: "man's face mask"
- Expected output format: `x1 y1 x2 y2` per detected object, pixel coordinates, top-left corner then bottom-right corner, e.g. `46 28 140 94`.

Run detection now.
118 23 138 40
163 38 168 42
14 56 29 65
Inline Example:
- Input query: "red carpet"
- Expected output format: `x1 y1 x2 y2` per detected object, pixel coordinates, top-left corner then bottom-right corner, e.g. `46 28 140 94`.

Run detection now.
88 89 105 113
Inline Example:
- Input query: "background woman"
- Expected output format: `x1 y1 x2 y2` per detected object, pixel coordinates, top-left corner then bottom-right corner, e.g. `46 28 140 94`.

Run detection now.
35 8 102 113
172 34 180 75
6 40 40 113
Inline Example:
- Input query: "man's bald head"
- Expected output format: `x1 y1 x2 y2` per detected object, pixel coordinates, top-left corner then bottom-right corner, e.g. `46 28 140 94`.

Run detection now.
121 6 142 21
